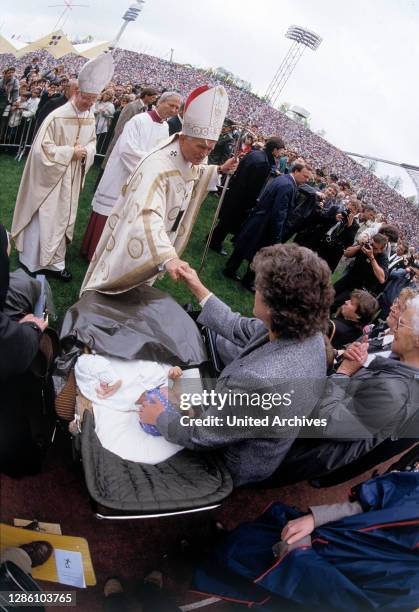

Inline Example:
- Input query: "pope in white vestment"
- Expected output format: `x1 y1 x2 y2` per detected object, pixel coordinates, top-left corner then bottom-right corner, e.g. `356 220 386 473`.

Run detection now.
80 93 182 260
11 52 115 280
81 85 234 294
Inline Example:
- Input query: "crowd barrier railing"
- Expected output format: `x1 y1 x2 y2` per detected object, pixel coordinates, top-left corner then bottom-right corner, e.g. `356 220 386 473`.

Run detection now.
0 107 112 162
0 107 37 161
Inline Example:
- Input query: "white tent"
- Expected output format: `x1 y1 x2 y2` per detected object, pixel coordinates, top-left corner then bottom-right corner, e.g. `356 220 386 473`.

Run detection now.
0 30 111 60
74 41 110 58
15 30 78 59
0 34 26 54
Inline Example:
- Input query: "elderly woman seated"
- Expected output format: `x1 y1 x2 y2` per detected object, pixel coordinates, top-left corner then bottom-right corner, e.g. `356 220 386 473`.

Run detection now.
278 293 419 481
363 287 418 356
139 243 334 486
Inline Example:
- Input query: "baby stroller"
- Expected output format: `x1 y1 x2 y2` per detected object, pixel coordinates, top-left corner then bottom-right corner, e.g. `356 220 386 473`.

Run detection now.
53 285 233 520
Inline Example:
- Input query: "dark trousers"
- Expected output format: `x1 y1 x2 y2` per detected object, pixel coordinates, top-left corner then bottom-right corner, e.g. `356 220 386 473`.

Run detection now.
210 219 230 249
104 583 181 612
225 249 255 287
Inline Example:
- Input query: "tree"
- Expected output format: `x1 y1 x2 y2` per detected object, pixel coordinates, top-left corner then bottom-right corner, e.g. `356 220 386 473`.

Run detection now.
278 102 290 113
380 174 403 192
406 195 418 205
211 67 252 92
360 158 377 173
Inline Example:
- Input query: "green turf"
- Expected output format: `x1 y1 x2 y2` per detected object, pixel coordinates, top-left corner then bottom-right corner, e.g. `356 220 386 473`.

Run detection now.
0 153 255 323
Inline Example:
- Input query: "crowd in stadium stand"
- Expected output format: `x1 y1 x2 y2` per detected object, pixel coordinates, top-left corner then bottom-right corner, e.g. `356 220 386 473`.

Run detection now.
1 46 419 611
0 47 418 245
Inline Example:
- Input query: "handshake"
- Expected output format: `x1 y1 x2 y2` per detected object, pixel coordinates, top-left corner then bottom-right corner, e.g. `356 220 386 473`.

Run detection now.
164 258 210 302
164 257 191 281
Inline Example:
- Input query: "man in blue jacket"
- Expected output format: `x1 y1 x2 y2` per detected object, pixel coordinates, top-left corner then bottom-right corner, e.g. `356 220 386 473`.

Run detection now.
224 161 311 290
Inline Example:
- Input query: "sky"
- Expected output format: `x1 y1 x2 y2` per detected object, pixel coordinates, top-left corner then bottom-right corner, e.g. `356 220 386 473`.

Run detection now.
2 0 418 197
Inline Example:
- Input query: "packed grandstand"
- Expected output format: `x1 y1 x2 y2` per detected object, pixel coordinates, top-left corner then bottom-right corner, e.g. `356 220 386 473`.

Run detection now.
0 46 418 244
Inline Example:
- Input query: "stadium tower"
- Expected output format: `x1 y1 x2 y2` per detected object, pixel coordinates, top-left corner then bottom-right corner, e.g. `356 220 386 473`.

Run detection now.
265 25 322 107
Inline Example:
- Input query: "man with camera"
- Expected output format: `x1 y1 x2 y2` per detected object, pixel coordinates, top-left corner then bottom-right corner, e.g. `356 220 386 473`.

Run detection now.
317 198 361 272
332 233 389 312
378 255 419 318
354 203 381 242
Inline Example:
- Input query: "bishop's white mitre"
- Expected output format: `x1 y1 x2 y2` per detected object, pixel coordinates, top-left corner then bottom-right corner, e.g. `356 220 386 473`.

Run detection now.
78 52 115 95
182 84 229 141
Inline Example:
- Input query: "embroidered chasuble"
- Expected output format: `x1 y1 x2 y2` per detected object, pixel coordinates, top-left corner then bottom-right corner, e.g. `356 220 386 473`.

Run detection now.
81 135 218 294
11 101 96 271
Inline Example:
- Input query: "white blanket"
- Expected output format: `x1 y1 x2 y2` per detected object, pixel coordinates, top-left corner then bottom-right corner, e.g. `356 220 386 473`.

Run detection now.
75 354 182 464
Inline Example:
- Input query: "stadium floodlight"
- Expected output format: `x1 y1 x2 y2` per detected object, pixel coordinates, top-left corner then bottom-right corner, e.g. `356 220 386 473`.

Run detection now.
110 0 145 48
285 25 322 50
265 25 322 107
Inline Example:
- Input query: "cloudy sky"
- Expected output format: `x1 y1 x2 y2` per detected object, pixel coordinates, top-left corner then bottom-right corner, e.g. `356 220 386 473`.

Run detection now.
2 0 418 196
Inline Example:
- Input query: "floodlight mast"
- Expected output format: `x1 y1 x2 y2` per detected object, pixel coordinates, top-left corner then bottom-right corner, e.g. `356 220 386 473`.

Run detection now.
265 25 322 107
110 0 145 49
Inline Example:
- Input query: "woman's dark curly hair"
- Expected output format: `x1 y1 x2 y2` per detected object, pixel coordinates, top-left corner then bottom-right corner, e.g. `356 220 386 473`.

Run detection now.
252 244 334 340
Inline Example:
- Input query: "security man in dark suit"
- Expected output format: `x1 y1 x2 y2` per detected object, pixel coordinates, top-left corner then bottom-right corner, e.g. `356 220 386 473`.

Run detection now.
209 136 285 255
224 162 312 290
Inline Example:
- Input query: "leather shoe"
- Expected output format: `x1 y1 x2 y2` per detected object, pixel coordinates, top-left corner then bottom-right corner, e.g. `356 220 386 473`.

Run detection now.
56 269 72 282
104 577 124 597
20 541 53 567
40 268 73 282
241 280 256 293
209 243 228 256
222 268 241 282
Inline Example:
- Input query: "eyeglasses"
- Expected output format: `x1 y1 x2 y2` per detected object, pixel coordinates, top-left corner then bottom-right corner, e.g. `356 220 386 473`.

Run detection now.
397 316 414 331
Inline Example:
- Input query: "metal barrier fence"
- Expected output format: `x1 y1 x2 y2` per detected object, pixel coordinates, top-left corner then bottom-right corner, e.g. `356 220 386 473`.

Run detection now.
0 107 36 161
0 107 112 162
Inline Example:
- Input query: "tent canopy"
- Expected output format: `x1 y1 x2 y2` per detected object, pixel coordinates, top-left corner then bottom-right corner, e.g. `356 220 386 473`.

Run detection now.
0 30 110 59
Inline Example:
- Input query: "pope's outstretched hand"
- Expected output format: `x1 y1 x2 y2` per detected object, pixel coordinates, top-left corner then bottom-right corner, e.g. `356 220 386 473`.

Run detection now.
165 258 191 281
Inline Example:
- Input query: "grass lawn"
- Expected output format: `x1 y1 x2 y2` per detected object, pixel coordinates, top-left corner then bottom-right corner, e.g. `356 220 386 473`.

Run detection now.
0 153 255 324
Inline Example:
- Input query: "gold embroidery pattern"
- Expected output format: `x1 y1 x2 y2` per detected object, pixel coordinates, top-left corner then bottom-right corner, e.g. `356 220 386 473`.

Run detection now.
128 202 139 224
108 213 119 230
127 237 144 259
106 235 115 252
168 206 181 222
100 261 110 281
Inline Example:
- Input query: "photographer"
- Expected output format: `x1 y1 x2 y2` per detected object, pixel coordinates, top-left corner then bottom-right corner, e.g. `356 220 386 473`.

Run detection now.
293 185 340 251
353 203 381 242
317 198 361 272
378 256 419 319
332 233 389 312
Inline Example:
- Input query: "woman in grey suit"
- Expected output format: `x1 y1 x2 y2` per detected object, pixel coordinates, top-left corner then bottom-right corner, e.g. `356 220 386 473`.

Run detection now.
139 244 334 486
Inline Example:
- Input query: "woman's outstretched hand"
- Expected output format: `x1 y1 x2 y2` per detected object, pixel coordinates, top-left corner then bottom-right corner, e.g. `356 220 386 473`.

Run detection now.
177 267 211 302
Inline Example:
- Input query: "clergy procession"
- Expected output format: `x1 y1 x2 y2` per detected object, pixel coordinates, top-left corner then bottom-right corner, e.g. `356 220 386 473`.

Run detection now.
1 3 419 610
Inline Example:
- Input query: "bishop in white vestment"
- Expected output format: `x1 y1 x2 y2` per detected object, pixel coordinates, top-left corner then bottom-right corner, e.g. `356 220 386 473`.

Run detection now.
11 52 115 281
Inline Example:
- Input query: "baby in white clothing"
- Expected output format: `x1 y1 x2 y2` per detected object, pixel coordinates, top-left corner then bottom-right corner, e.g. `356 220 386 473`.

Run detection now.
74 354 183 464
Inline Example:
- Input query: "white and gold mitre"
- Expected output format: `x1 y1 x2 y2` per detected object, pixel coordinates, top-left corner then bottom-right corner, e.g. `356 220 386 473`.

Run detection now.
182 84 229 141
78 51 115 95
